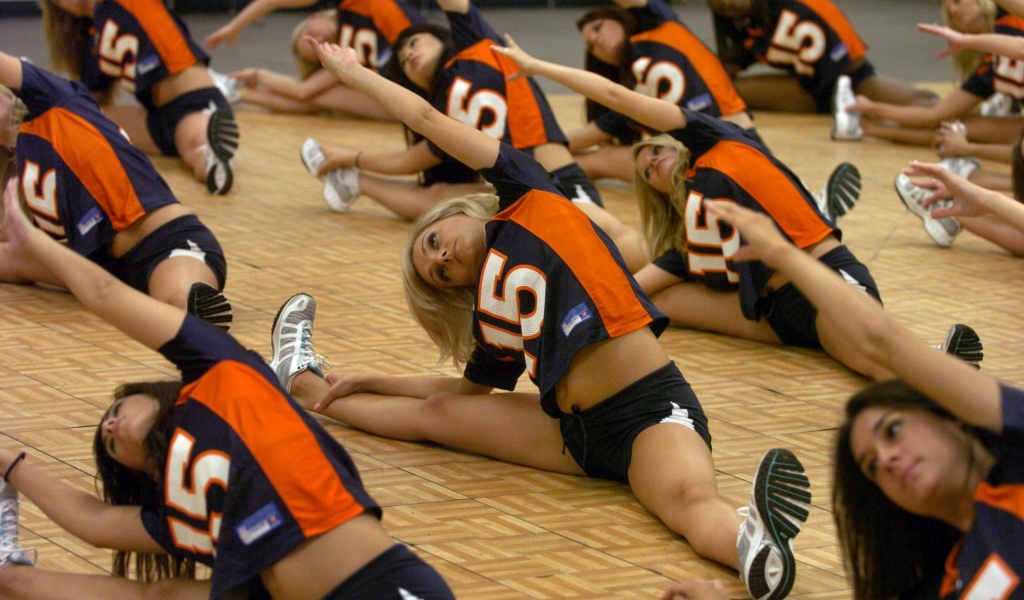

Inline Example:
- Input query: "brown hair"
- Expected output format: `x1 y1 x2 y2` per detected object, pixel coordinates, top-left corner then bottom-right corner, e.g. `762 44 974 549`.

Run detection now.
93 381 197 582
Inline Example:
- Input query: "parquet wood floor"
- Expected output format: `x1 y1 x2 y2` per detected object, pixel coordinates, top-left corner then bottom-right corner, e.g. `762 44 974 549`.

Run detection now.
2 90 1022 598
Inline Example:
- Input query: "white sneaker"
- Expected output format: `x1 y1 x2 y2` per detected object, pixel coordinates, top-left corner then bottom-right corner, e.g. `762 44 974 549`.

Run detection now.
737 448 811 600
208 68 241 105
979 92 1014 117
831 75 862 141
300 138 326 177
893 174 961 247
0 481 36 568
269 293 329 394
299 139 361 212
322 168 361 213
938 156 980 180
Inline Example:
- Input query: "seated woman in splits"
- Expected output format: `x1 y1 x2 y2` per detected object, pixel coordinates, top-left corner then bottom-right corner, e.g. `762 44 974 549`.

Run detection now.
708 0 936 133
205 0 425 118
0 177 455 599
39 0 239 194
845 0 1024 149
491 36 983 378
0 50 232 329
293 36 814 600
569 0 759 184
687 199 1019 600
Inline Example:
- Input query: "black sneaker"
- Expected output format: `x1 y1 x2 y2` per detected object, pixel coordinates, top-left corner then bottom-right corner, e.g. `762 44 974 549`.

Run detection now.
186 282 233 331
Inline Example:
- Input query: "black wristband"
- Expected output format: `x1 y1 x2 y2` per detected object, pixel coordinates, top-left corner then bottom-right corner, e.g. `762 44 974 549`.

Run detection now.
4 451 26 483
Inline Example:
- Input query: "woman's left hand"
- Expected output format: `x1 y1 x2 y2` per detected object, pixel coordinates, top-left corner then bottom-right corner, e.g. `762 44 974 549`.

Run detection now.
660 580 728 600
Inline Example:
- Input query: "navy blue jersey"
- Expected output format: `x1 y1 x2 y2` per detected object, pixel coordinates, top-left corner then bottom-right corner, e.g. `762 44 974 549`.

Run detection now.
141 316 380 599
713 0 868 102
466 145 667 417
653 109 836 320
628 0 746 117
14 61 178 261
961 10 1024 101
425 6 567 165
336 0 425 71
939 384 1024 600
83 0 209 110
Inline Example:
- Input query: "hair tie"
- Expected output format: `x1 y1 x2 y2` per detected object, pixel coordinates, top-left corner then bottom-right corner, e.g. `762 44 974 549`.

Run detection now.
4 451 26 483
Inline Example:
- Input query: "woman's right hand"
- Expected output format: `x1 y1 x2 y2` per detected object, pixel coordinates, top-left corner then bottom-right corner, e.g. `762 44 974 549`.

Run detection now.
703 200 791 266
491 34 541 80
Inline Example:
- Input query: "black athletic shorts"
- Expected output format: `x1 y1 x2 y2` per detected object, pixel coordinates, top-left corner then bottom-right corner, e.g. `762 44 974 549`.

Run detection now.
559 362 710 482
104 214 227 293
758 245 879 347
321 544 455 600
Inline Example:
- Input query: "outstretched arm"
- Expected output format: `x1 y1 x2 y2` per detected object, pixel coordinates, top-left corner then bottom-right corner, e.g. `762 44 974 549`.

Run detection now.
917 23 1024 60
204 0 316 48
310 40 501 170
492 35 687 133
704 199 1002 431
1 180 183 351
0 449 162 553
0 50 24 90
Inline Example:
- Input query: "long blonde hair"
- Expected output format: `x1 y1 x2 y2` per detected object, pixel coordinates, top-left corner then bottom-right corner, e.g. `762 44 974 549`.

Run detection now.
402 193 498 370
0 86 27 186
39 0 92 79
631 135 692 260
943 0 998 83
292 9 339 80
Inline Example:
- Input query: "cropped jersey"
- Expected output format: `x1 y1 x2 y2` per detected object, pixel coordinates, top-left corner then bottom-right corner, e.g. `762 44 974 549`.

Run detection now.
961 10 1024 101
14 60 178 262
141 315 381 599
713 0 867 102
337 0 425 71
652 108 836 320
938 384 1024 600
82 0 209 110
425 6 567 164
629 0 746 117
464 145 668 418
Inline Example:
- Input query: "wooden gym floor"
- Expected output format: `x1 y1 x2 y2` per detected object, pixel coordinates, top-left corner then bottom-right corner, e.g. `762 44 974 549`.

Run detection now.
2 91 1024 598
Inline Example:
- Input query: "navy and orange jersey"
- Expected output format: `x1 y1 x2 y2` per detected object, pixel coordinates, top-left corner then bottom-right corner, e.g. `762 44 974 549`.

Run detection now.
465 145 668 418
336 0 426 71
938 383 1024 600
961 10 1024 101
14 60 178 262
141 315 381 599
653 108 836 320
424 5 567 165
82 0 209 110
713 0 868 102
628 0 747 117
